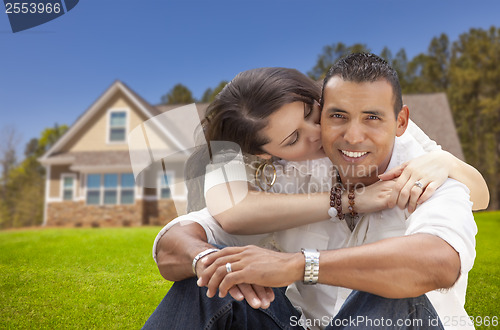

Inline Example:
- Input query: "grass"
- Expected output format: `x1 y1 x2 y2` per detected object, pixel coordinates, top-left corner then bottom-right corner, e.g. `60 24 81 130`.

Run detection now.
0 227 170 329
464 211 500 328
0 211 499 329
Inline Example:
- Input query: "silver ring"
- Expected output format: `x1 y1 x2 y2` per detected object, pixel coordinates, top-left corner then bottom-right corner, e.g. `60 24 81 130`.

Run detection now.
414 181 424 189
226 262 232 273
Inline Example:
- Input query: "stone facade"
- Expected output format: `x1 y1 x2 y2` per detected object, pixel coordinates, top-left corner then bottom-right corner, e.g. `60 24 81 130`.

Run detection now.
46 199 181 227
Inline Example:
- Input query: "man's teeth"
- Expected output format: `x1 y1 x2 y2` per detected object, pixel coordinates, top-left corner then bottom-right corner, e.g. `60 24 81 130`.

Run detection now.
341 150 368 158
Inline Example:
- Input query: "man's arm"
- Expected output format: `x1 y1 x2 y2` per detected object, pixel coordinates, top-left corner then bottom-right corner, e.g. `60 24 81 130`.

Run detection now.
316 233 460 298
155 221 276 309
156 222 212 281
199 233 460 299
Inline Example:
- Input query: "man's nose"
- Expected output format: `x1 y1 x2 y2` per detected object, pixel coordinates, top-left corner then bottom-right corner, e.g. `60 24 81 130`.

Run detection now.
344 122 365 144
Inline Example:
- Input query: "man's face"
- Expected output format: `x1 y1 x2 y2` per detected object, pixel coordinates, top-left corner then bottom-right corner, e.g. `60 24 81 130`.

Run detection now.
321 76 408 186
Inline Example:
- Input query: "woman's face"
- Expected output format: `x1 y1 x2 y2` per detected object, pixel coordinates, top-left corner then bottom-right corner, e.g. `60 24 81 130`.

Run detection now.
258 101 326 161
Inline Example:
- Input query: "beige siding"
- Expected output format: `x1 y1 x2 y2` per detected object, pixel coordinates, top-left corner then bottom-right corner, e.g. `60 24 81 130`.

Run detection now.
167 160 187 197
61 91 171 154
49 165 80 199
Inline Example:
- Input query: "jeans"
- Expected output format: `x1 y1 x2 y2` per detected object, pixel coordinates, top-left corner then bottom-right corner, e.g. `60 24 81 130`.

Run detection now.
143 278 443 330
143 277 302 330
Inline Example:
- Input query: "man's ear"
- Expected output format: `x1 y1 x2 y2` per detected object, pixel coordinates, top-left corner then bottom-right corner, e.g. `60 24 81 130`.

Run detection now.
396 105 410 137
256 152 272 160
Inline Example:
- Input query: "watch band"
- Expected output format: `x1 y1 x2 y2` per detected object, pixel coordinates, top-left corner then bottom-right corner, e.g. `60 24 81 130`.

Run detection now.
301 248 320 285
192 248 220 276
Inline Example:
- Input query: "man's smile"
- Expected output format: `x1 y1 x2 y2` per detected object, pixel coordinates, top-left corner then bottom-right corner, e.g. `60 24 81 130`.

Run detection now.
339 149 369 162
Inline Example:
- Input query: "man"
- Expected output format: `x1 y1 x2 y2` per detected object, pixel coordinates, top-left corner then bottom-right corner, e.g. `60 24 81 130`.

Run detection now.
145 54 476 330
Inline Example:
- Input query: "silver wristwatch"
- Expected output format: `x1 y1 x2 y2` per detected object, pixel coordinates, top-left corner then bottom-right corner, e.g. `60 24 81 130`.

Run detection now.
301 248 320 285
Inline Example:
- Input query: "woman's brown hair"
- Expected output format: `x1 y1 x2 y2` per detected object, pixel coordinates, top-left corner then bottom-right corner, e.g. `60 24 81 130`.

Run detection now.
186 67 320 211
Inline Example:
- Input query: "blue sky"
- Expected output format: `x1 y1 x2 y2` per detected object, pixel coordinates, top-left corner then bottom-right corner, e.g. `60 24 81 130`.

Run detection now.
1 0 499 158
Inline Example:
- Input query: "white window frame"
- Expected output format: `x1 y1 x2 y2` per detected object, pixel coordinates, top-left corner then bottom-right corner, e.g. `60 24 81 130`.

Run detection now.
157 170 175 200
119 173 135 205
103 173 119 205
106 108 129 144
60 173 77 201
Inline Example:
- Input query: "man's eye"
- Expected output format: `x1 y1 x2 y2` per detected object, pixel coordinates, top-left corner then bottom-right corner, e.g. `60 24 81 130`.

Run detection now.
329 113 344 119
367 115 380 120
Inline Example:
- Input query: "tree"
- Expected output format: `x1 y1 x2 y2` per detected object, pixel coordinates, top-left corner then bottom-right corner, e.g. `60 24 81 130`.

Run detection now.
0 126 20 228
404 34 450 93
200 88 213 103
308 43 370 80
448 27 500 209
0 124 68 229
200 81 229 103
0 126 20 184
380 47 410 91
161 83 195 104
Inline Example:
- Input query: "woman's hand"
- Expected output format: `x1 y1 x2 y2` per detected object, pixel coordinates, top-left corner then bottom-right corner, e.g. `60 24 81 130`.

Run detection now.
379 150 451 213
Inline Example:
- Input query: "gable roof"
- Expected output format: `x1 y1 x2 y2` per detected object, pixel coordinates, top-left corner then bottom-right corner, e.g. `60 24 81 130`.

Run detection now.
39 80 187 163
403 93 464 160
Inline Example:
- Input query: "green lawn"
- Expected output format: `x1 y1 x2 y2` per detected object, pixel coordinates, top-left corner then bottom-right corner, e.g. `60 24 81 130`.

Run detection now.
0 212 499 329
464 211 500 328
0 227 170 329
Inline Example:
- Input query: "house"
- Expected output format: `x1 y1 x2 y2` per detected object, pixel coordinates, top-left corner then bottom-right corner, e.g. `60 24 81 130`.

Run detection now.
38 81 208 227
403 93 464 160
38 81 463 227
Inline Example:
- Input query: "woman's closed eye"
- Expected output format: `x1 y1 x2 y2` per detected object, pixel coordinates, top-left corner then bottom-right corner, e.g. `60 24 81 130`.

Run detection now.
288 132 299 146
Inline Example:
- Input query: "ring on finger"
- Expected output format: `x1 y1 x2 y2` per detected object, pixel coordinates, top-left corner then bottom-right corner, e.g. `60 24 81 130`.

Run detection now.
226 262 232 273
414 181 424 189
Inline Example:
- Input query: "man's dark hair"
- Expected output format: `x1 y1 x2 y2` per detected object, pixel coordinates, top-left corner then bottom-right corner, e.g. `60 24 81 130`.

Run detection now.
321 53 403 116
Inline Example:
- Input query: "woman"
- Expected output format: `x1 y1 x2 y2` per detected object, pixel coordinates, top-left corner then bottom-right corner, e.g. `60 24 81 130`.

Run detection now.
183 67 488 237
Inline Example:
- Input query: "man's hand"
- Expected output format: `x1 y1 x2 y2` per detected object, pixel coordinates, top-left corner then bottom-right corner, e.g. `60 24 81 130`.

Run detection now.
197 246 303 300
195 249 276 309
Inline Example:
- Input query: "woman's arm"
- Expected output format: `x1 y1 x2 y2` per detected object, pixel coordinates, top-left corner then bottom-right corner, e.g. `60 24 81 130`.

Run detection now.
380 150 490 211
383 119 490 211
206 179 396 235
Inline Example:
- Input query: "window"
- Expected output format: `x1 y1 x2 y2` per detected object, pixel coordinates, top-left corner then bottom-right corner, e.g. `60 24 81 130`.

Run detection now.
121 173 135 204
86 174 101 205
86 173 135 205
104 174 118 205
109 111 127 142
159 172 173 199
62 175 75 201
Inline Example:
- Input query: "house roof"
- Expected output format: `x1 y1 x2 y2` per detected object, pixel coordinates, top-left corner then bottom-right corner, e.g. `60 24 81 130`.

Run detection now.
403 93 464 160
155 103 209 118
52 150 130 165
38 80 188 164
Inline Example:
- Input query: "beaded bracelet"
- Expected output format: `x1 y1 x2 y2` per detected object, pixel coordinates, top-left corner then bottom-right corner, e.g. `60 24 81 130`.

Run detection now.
329 184 345 221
